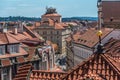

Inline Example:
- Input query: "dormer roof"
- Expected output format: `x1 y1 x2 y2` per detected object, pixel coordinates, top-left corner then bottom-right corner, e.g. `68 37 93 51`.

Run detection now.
0 33 19 45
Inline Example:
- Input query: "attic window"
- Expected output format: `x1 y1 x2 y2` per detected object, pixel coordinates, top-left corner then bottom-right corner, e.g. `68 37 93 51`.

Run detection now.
7 44 19 53
81 39 83 42
78 39 80 41
110 17 114 22
84 40 87 43
0 45 5 55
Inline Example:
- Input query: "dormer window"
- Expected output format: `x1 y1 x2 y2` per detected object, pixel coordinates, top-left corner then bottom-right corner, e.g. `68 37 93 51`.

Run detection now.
7 44 19 53
110 17 114 22
0 45 5 55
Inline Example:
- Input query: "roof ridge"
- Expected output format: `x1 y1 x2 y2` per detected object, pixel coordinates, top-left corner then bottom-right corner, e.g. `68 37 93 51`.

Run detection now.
32 70 67 73
23 25 38 38
102 54 120 75
4 33 9 44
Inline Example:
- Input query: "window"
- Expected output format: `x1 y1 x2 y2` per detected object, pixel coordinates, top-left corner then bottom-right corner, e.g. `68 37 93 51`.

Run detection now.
37 31 39 34
42 52 47 62
0 48 3 55
57 36 59 39
0 45 5 55
42 61 47 70
57 31 59 34
8 44 19 53
2 67 9 80
43 31 47 35
11 45 17 53
43 36 47 39
51 31 53 34
51 36 53 39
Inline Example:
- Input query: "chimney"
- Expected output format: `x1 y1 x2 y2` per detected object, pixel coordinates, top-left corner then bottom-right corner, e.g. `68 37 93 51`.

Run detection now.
2 23 7 33
18 21 24 33
2 28 7 33
13 27 18 35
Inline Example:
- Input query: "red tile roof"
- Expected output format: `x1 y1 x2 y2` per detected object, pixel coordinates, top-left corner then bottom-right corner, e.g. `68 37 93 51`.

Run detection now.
54 23 65 30
34 18 69 30
104 38 120 56
17 56 26 64
14 53 120 80
0 33 19 44
52 43 58 51
30 70 67 80
74 28 113 48
35 22 41 27
26 47 36 61
1 59 11 67
42 13 61 17
62 54 120 80
13 63 33 80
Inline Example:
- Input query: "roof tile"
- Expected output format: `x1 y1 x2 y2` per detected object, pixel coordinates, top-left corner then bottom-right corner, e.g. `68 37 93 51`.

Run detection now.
1 59 11 67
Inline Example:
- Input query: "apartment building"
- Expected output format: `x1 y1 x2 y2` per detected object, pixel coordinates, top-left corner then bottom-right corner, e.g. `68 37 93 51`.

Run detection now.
33 7 71 54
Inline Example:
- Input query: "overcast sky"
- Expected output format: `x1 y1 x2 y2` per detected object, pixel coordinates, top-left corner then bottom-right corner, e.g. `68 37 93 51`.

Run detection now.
0 0 98 17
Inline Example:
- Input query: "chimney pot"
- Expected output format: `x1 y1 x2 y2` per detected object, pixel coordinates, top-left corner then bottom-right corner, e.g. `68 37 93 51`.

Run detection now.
13 27 18 35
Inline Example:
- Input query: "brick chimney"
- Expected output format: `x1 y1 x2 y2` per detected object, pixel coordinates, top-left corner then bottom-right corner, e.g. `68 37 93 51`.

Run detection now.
13 27 18 35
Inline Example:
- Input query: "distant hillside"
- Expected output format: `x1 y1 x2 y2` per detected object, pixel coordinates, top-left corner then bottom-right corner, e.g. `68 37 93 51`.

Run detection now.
0 16 98 22
62 17 98 22
0 16 40 22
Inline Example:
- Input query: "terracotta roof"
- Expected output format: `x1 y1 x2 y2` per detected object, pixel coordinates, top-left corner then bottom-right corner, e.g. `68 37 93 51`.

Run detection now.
46 40 52 45
52 43 58 51
1 59 11 67
45 40 58 51
104 38 120 56
59 23 68 27
65 22 78 26
26 47 36 61
55 23 65 29
42 13 61 17
36 18 69 30
73 32 81 42
13 63 33 80
74 28 113 48
14 53 120 80
17 56 25 64
8 32 33 41
23 25 42 39
35 22 41 27
30 70 67 80
0 33 19 44
87 21 98 28
8 31 44 47
62 54 120 80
